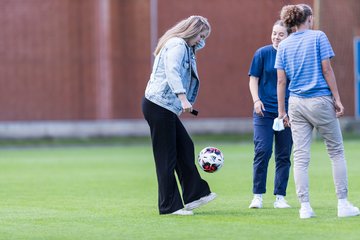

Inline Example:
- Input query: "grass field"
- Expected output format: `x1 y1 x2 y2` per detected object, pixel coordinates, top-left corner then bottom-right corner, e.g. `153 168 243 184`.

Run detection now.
0 136 359 239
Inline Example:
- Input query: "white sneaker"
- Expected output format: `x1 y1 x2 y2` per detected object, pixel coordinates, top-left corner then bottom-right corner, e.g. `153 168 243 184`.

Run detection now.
171 209 194 215
299 205 315 219
184 192 217 210
274 196 291 208
249 196 263 209
338 201 360 218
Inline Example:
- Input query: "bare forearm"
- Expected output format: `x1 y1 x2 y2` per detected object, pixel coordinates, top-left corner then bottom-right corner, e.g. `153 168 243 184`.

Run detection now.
323 67 340 101
249 76 260 102
321 59 345 117
277 70 286 115
322 59 341 100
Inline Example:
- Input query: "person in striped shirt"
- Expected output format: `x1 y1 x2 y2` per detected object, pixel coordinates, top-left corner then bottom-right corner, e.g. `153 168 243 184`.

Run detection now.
275 3 359 219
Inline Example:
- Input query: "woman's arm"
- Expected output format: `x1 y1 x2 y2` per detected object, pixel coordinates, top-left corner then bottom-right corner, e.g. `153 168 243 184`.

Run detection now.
321 59 344 117
277 69 287 117
277 69 290 126
164 43 187 94
249 76 265 116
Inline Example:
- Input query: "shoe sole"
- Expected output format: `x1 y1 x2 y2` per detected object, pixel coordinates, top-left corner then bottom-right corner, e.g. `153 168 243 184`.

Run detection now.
171 212 194 216
274 204 291 209
249 205 262 209
338 212 360 217
184 193 217 210
300 213 316 219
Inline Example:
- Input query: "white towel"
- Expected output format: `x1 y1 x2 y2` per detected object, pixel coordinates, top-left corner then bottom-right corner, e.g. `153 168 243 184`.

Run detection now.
272 117 285 131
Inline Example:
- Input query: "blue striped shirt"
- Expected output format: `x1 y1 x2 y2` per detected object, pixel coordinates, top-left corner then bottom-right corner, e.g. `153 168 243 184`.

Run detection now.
275 30 335 98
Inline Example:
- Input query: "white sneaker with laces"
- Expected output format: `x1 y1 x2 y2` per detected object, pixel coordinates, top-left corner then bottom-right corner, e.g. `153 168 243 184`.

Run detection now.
171 209 194 215
184 192 217 211
249 195 263 209
299 204 315 219
338 200 360 218
274 196 291 208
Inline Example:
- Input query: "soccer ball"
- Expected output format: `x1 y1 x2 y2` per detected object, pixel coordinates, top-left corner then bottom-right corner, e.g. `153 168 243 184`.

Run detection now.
198 146 224 173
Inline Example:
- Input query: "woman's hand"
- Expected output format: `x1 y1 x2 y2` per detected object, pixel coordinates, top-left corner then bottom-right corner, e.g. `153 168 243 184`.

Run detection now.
254 99 265 117
334 98 344 118
278 112 291 128
283 115 291 128
177 93 193 113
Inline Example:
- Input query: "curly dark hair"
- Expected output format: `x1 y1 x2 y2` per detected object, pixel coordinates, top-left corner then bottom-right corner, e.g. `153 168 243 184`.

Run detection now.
280 4 312 28
273 20 293 35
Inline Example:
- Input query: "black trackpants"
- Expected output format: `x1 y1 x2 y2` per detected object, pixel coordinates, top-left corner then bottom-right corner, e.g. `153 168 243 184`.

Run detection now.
142 97 211 214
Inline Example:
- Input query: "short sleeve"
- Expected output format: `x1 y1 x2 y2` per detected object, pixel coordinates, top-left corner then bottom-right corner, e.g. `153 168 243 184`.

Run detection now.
248 49 263 77
274 44 284 70
319 31 335 60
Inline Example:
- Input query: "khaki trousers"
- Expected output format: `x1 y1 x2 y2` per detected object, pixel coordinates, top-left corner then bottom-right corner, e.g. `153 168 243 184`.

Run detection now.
288 96 348 203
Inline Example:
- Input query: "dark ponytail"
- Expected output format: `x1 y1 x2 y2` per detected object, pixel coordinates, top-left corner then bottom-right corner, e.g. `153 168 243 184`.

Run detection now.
273 20 293 35
280 4 312 28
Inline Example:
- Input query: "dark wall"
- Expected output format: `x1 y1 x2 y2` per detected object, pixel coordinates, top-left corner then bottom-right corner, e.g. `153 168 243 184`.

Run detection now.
0 0 358 121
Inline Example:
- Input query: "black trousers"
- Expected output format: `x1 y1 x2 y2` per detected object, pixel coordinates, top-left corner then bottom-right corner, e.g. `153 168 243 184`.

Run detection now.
142 97 211 214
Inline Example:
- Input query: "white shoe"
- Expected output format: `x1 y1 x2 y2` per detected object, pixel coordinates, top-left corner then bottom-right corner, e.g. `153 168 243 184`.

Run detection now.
299 205 315 219
274 196 291 208
338 201 360 218
249 196 263 209
184 193 217 210
171 209 194 215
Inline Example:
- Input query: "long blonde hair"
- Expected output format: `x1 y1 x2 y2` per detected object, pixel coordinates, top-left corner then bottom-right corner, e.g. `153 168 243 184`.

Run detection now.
153 15 211 56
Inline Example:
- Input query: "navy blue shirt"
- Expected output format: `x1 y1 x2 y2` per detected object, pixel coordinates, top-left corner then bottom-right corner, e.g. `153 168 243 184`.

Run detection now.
248 44 289 113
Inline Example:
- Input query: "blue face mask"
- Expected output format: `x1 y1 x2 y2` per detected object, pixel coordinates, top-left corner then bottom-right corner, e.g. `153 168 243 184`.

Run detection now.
195 39 206 51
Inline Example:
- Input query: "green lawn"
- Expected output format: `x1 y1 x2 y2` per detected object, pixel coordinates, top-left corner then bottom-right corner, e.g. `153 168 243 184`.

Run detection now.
0 138 359 239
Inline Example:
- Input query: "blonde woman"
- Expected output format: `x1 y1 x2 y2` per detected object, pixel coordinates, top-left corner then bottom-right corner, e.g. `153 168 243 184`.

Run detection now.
142 16 216 215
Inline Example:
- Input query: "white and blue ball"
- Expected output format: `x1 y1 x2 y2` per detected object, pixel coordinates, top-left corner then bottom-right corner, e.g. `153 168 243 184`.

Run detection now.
198 146 224 173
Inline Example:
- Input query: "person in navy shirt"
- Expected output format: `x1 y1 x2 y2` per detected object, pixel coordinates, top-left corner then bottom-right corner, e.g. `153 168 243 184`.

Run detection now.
248 20 293 209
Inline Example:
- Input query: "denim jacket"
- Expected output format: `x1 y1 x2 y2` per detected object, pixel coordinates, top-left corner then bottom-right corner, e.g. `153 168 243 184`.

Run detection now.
145 37 205 115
